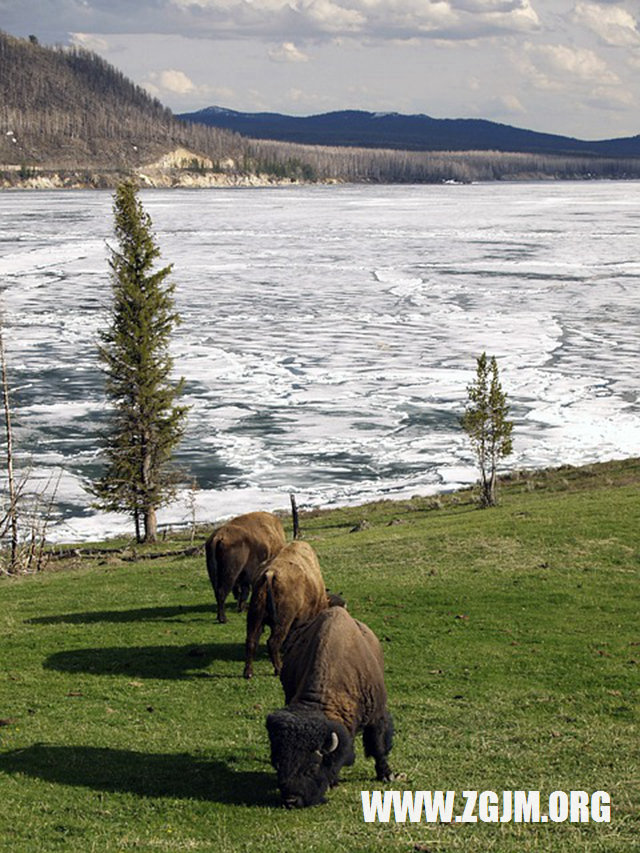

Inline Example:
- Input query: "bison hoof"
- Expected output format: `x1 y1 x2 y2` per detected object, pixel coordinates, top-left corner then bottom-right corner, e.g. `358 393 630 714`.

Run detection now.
243 668 253 680
381 770 406 782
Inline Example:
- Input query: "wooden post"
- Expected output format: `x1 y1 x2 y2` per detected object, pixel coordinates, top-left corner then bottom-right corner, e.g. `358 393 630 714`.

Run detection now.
290 493 300 540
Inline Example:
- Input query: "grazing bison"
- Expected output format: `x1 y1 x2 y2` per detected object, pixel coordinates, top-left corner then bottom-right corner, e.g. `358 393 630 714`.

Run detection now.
266 607 394 808
243 540 328 680
205 511 286 623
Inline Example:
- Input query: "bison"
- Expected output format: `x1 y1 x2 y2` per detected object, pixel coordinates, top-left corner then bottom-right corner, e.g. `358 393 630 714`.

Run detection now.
205 511 286 623
266 606 394 808
243 540 328 680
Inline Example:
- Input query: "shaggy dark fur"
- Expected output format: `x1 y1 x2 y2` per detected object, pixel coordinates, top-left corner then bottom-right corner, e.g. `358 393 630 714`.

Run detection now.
266 608 394 808
266 708 355 808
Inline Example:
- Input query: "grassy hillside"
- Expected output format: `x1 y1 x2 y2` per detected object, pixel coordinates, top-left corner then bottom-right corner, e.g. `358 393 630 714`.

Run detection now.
0 459 638 852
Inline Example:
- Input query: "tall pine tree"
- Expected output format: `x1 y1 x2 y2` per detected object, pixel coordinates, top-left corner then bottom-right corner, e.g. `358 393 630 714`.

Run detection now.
461 352 513 507
92 181 188 542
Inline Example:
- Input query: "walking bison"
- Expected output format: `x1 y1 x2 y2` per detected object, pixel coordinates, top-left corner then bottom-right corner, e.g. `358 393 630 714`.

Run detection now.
243 540 328 680
205 511 286 623
266 607 394 808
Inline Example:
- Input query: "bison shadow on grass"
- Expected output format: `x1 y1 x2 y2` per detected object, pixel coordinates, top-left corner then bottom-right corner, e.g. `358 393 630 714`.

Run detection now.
0 744 277 805
25 604 215 626
43 642 258 680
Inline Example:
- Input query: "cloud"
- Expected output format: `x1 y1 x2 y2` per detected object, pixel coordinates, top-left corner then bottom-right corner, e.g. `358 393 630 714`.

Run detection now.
572 2 640 47
483 92 526 116
586 85 635 111
143 68 234 101
5 0 541 44
69 32 110 51
522 42 620 89
151 69 196 94
268 41 309 62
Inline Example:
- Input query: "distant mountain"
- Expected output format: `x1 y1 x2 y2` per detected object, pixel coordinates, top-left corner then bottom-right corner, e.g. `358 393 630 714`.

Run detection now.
179 106 640 158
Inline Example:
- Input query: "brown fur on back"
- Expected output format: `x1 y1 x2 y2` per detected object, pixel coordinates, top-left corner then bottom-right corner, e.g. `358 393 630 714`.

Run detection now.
243 540 328 678
209 511 286 584
280 607 388 736
205 511 286 623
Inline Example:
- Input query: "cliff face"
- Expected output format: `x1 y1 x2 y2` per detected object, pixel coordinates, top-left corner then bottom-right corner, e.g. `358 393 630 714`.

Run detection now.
0 148 309 189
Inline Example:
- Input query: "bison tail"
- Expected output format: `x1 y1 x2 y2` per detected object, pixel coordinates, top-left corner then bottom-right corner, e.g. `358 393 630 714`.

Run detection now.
206 534 226 592
265 570 277 625
205 535 218 591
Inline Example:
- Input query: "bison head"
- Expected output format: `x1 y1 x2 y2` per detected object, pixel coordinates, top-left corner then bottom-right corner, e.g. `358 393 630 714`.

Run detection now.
266 708 355 808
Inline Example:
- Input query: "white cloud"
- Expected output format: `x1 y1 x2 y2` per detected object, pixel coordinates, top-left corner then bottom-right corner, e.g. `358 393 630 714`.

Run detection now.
452 0 540 31
143 68 234 101
12 0 542 43
573 2 640 47
486 92 526 115
587 85 635 110
69 32 110 52
268 41 310 62
303 0 366 32
522 42 620 89
154 68 196 94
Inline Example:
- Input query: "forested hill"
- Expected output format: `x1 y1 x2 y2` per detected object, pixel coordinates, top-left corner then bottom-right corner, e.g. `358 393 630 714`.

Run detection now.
180 106 640 158
3 29 640 186
0 30 243 173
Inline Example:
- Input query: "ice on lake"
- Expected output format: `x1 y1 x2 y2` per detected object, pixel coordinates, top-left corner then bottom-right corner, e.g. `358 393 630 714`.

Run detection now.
1 182 639 542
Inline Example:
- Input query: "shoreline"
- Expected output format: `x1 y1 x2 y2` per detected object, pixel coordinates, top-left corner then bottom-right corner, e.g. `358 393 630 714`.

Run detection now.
4 173 640 191
9 456 638 554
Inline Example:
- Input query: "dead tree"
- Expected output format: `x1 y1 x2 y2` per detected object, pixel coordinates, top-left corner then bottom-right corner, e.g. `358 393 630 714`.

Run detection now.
0 322 18 571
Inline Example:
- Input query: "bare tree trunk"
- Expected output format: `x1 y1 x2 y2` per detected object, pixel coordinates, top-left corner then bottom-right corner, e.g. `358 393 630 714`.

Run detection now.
140 437 157 543
134 506 142 544
0 325 18 571
481 465 497 507
143 505 157 543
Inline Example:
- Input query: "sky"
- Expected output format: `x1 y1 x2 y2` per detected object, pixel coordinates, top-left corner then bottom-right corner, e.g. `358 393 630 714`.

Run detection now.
2 0 639 139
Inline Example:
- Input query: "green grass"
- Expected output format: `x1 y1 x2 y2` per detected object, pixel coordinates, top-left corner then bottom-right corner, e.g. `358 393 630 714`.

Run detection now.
1 459 638 852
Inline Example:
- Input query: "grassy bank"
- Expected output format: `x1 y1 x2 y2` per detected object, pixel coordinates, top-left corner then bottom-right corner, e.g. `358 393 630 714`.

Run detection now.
1 459 638 852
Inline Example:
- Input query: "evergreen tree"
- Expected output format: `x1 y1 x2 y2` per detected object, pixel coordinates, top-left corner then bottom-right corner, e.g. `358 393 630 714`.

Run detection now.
461 352 513 507
92 180 188 542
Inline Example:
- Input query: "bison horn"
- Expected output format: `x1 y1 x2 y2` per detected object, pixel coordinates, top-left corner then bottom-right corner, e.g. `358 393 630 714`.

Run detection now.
327 731 339 753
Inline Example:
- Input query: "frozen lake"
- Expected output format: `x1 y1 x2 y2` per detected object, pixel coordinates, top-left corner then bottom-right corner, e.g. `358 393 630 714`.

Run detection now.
1 182 639 542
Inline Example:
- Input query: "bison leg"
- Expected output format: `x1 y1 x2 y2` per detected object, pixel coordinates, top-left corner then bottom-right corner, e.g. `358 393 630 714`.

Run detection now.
215 586 231 624
266 622 291 677
244 607 265 680
362 711 394 782
233 577 251 613
206 538 228 623
216 597 227 624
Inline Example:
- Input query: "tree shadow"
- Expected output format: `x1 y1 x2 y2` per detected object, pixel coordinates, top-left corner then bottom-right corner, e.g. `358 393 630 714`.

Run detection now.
43 642 267 680
26 603 217 626
0 744 277 806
